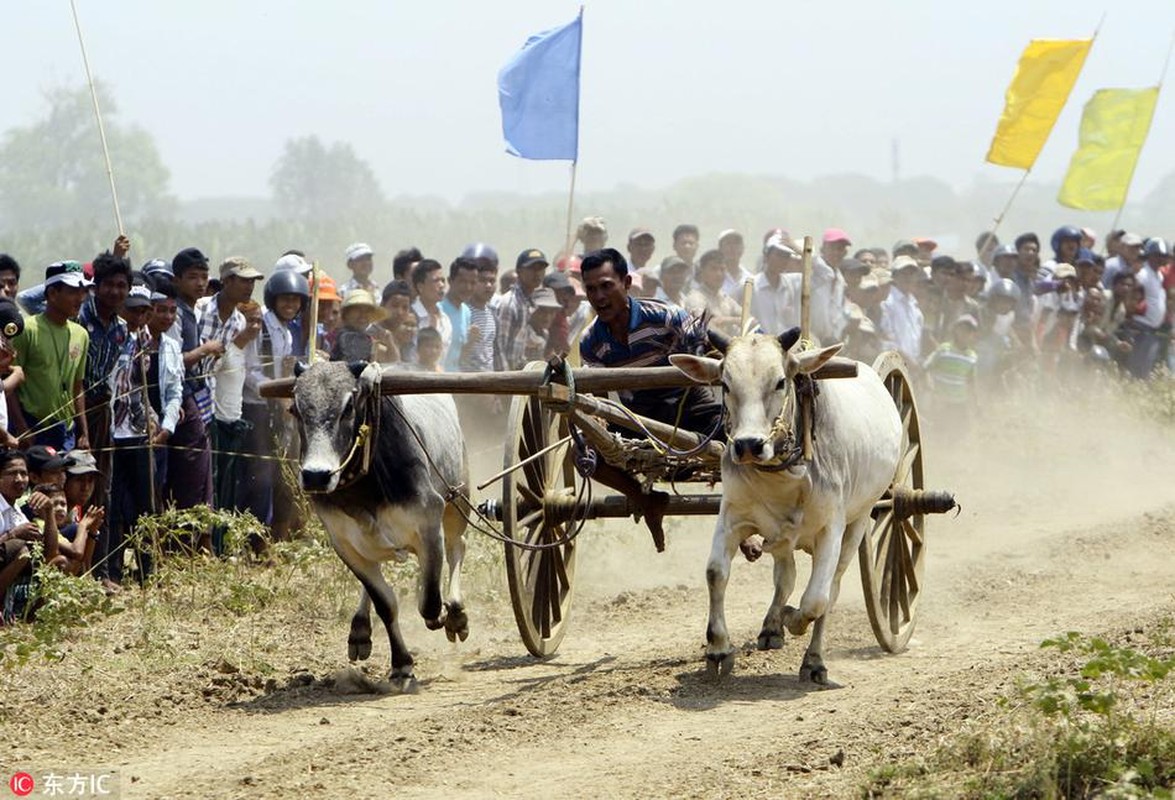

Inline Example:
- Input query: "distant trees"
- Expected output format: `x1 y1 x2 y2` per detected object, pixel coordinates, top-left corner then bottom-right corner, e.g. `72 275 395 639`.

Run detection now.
269 136 385 221
0 84 174 232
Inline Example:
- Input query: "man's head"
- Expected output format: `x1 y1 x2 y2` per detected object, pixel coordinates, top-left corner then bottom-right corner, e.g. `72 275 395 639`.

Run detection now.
64 450 100 509
43 261 92 319
913 237 937 267
381 280 413 329
950 314 980 349
91 251 133 316
416 327 443 368
580 248 631 328
717 230 745 268
0 449 28 503
975 231 1000 264
459 243 499 272
1051 225 1082 264
658 256 689 297
697 249 726 292
0 254 20 299
543 271 583 316
264 269 310 323
148 283 178 334
446 257 478 305
890 256 922 294
930 255 958 291
514 249 549 294
411 259 446 306
172 247 210 303
672 224 700 265
892 240 919 260
345 242 374 281
626 229 655 269
472 262 498 306
1013 233 1040 272
853 249 877 270
1118 233 1145 267
122 284 154 331
992 244 1018 279
821 228 851 269
577 217 608 252
838 257 870 290
219 257 264 304
25 445 72 489
1143 237 1170 270
392 247 424 282
340 289 388 331
1075 250 1104 289
763 234 799 277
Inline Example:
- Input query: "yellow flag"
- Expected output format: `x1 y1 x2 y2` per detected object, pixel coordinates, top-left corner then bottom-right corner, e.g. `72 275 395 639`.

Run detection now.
986 39 1093 169
1058 87 1161 210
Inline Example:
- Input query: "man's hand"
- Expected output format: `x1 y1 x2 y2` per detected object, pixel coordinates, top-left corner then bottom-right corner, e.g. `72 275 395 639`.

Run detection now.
75 434 90 451
10 522 42 542
202 340 226 358
113 235 131 260
26 492 51 520
152 428 171 446
81 505 105 531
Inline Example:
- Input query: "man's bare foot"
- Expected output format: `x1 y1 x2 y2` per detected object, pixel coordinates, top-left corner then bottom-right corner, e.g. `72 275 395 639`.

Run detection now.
739 534 764 562
101 578 121 595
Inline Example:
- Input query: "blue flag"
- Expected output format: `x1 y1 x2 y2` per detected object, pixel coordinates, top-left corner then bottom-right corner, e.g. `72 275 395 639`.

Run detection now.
497 12 582 161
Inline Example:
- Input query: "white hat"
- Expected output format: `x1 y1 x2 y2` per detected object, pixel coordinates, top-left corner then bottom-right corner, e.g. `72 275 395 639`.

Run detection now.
345 242 374 261
44 261 93 289
764 232 799 258
274 254 313 275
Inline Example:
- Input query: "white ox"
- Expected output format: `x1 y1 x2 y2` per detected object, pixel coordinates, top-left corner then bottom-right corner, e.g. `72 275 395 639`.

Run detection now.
671 331 901 683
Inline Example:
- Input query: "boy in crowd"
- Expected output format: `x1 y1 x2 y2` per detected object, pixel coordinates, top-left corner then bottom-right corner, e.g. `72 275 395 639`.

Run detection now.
24 445 72 491
0 449 35 605
923 315 980 417
331 290 387 362
411 260 451 355
415 327 444 373
340 243 377 299
372 280 415 364
521 288 564 363
0 254 20 300
10 261 92 450
440 258 476 372
464 262 498 373
685 249 742 335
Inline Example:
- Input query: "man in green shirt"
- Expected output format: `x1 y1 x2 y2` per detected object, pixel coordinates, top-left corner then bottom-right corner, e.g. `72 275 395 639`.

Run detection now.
10 261 91 450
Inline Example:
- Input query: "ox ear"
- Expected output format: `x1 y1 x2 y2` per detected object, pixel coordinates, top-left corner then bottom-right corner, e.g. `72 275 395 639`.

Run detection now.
669 353 722 384
706 329 730 355
778 327 801 352
293 361 308 378
791 343 843 375
356 362 383 396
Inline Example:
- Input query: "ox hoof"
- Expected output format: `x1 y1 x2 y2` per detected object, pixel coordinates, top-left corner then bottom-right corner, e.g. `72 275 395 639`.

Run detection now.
347 634 373 662
757 630 784 651
389 668 418 694
424 617 445 631
705 651 735 681
782 605 809 637
799 658 828 686
443 604 469 643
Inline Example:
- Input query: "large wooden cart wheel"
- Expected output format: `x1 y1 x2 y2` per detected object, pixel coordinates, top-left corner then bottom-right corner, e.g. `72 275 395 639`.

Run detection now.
502 363 579 657
859 352 927 653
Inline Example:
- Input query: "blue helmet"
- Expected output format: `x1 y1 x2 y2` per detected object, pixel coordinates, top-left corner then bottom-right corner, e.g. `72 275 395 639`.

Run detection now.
1050 225 1083 258
460 243 499 265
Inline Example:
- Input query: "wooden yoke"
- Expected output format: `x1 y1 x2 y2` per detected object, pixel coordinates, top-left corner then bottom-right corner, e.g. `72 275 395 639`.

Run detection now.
259 357 858 399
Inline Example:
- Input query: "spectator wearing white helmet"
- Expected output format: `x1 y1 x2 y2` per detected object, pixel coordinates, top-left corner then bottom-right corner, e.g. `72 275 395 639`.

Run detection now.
340 242 376 300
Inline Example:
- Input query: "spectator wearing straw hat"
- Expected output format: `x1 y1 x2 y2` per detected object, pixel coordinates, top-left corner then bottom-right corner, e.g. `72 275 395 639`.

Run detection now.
9 261 92 451
331 289 388 363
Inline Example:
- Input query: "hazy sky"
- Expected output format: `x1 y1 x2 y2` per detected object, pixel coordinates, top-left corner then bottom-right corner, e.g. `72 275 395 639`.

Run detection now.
4 1 1174 205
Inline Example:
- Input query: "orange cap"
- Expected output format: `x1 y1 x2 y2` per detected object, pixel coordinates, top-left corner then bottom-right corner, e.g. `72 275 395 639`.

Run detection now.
315 273 341 302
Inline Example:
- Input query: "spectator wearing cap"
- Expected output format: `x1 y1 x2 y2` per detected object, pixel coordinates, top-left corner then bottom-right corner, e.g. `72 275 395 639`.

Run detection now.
892 240 919 262
79 250 132 537
9 261 92 451
672 224 700 268
312 273 342 353
440 258 477 372
0 254 20 300
717 230 752 300
936 259 981 343
24 445 73 495
496 249 548 371
577 217 608 254
410 259 452 359
62 450 101 546
626 229 655 272
200 258 264 551
685 249 742 336
1102 232 1144 290
655 256 690 307
811 228 851 344
520 288 564 362
880 256 925 364
751 234 802 335
541 271 587 358
0 298 26 448
107 285 175 584
988 244 1019 292
340 243 377 300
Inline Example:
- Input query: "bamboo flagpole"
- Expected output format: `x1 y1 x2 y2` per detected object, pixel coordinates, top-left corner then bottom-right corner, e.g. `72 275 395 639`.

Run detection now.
69 0 124 236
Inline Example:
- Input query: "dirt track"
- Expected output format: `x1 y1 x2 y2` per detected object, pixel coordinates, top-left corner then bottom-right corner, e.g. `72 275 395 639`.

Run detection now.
5 393 1175 799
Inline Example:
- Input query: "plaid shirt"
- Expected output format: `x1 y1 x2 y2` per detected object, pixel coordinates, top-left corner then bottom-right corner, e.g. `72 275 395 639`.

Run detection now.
196 294 247 394
494 284 536 371
78 296 128 403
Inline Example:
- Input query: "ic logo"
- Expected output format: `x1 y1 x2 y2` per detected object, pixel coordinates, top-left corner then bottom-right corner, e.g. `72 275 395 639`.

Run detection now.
9 772 35 797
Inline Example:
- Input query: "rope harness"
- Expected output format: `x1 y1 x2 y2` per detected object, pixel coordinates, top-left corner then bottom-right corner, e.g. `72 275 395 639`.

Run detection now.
735 372 818 473
302 387 380 494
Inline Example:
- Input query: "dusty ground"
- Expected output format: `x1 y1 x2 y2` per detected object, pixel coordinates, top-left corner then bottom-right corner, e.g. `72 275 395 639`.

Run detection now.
2 387 1174 799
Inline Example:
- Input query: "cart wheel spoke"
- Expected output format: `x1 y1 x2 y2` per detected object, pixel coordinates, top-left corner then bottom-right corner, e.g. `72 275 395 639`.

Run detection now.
895 442 920 484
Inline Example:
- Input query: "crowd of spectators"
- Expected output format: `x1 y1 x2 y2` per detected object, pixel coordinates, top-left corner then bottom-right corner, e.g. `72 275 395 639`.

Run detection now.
0 216 1170 621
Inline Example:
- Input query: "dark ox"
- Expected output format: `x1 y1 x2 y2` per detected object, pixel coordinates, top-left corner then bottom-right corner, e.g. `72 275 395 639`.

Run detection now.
292 361 469 690
672 332 901 684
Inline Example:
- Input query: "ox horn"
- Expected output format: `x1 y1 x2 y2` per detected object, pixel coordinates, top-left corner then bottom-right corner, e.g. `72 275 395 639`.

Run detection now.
778 327 801 352
346 361 369 379
293 361 309 378
707 329 730 354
